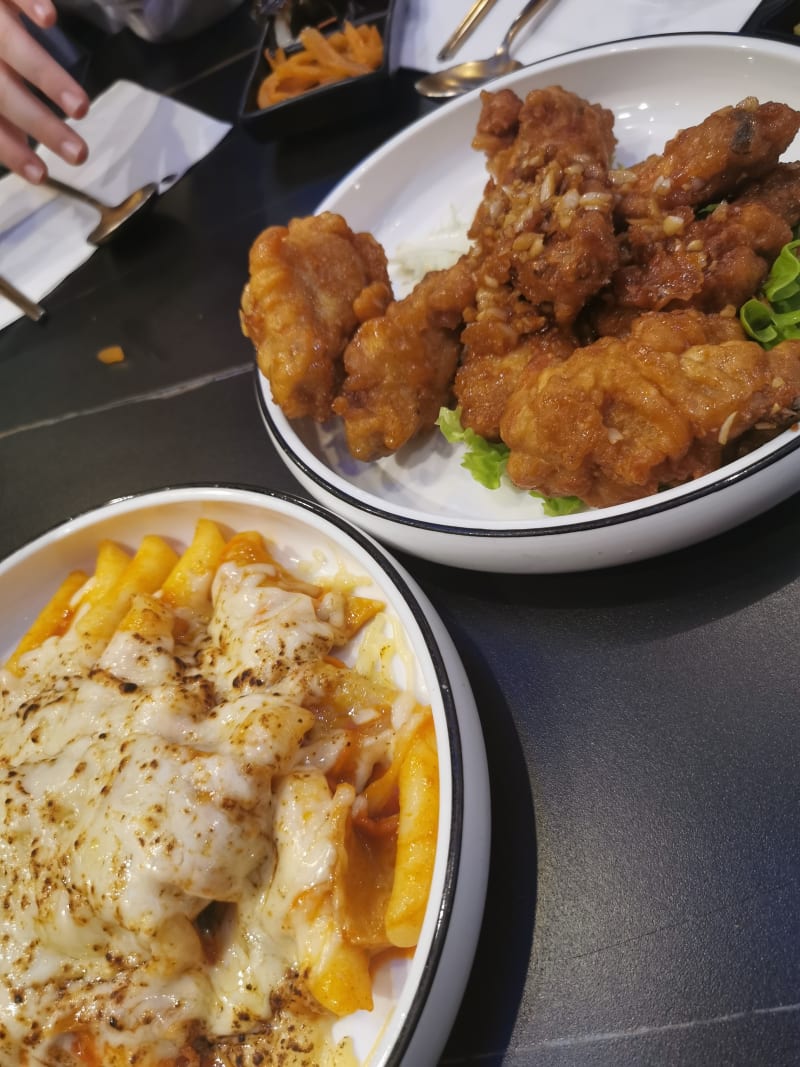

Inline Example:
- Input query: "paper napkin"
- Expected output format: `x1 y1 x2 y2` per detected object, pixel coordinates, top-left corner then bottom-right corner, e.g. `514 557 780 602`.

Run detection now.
0 80 231 331
399 0 760 75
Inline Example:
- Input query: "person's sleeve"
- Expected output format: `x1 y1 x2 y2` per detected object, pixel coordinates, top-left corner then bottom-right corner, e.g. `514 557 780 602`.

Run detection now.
56 0 245 41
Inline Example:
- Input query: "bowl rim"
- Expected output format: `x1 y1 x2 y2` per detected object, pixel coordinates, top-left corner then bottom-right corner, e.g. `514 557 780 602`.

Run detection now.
249 28 800 542
254 370 800 541
0 482 469 1066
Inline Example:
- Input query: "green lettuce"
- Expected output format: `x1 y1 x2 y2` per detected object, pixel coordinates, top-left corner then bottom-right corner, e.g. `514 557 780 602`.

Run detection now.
740 233 800 348
436 405 509 489
528 490 583 516
435 406 583 515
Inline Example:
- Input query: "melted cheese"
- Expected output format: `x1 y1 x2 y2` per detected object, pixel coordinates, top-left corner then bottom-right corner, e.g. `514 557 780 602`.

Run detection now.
0 554 404 1066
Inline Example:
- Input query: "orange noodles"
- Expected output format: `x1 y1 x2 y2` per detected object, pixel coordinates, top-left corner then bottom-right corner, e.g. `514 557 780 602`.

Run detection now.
257 21 383 107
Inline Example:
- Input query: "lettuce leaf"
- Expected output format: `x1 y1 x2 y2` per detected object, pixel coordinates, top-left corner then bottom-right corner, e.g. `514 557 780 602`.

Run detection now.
740 234 800 348
435 406 508 489
529 490 584 517
436 406 584 515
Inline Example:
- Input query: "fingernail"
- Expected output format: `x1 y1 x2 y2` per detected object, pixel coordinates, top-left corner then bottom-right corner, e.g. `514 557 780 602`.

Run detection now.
60 90 86 117
33 1 51 20
23 160 45 184
61 138 84 163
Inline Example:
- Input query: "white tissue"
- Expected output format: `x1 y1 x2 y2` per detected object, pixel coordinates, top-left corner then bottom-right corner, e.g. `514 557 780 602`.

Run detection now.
0 80 230 331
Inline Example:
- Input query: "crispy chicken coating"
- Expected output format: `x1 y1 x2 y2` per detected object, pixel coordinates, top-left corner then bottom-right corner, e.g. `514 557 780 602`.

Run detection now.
456 86 620 439
332 255 478 461
467 85 619 317
470 86 523 182
616 97 800 222
594 136 800 337
469 84 617 238
501 310 800 508
734 159 800 222
593 199 794 336
240 212 392 421
453 326 576 441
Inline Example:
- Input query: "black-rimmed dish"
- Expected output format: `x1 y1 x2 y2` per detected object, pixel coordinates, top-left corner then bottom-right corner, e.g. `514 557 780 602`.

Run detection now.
254 32 800 573
239 0 404 140
0 484 490 1066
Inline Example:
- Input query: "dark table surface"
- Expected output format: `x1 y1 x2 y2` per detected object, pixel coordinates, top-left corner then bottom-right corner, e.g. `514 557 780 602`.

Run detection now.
2 5 800 1065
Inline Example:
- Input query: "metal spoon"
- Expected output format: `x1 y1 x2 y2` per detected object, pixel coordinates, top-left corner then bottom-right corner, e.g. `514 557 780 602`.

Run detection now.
41 176 159 246
415 0 554 100
0 275 45 321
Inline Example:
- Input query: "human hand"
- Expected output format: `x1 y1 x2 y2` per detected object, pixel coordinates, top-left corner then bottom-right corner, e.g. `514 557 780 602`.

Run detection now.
0 0 89 183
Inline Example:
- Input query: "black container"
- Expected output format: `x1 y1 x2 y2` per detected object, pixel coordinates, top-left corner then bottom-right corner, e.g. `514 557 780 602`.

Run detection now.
239 0 404 140
741 0 800 41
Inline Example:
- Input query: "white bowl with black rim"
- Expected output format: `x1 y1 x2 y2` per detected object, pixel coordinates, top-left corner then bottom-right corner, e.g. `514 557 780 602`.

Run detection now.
0 484 491 1066
255 32 800 573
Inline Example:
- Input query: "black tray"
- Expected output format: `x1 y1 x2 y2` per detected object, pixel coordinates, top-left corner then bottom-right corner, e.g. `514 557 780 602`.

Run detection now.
741 0 800 40
239 0 404 140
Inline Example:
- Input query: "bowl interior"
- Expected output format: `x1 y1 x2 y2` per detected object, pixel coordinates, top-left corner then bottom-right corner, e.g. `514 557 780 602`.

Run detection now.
255 33 800 535
0 485 464 1065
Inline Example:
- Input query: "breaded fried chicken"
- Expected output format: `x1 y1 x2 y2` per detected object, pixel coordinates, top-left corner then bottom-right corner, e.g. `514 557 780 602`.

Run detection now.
734 159 800 223
332 254 478 461
593 199 794 335
240 212 392 421
467 85 619 320
456 86 620 439
500 310 800 507
470 87 523 182
453 326 576 441
616 97 800 223
592 107 800 336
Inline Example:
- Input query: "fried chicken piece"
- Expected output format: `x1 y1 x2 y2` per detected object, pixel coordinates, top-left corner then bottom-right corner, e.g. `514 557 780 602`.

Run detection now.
625 308 748 349
500 309 800 508
592 159 800 336
734 159 800 223
616 97 800 223
453 326 576 441
240 212 392 421
457 86 620 438
468 84 618 278
470 87 523 182
593 200 794 335
332 255 478 461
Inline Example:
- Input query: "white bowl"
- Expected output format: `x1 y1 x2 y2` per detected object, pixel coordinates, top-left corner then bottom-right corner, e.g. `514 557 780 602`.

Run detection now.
256 32 800 573
0 484 490 1067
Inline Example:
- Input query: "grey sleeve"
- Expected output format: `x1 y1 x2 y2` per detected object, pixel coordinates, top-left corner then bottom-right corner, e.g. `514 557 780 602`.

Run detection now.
56 0 246 41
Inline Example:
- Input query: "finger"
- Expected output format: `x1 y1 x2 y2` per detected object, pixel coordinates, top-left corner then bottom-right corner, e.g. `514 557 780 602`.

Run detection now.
0 3 88 119
10 0 57 30
0 62 88 170
0 113 46 181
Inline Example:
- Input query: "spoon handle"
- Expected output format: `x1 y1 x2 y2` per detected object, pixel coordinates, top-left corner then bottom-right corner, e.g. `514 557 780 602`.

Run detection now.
0 275 45 321
41 176 103 212
500 0 554 55
438 0 502 61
